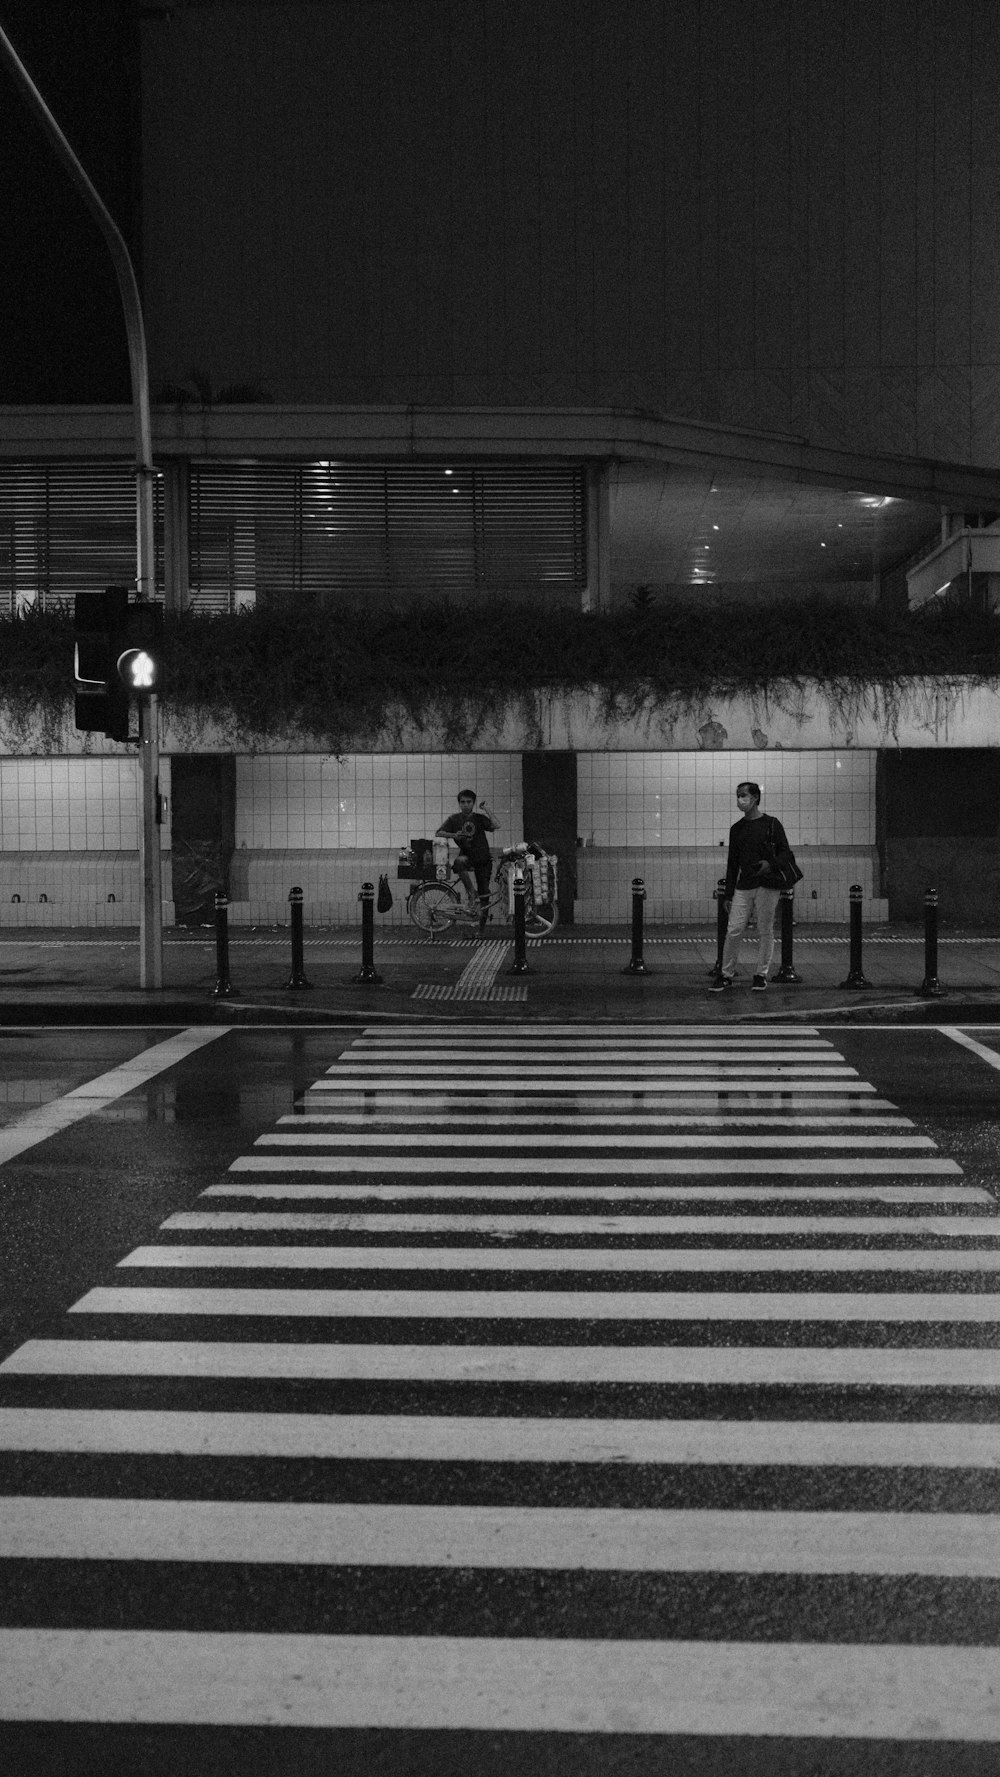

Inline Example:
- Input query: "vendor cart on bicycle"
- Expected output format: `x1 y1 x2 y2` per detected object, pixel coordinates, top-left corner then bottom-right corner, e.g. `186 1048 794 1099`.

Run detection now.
398 836 559 935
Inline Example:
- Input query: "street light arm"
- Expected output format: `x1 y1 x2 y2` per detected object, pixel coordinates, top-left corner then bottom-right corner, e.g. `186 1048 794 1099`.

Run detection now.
0 23 154 597
0 22 162 989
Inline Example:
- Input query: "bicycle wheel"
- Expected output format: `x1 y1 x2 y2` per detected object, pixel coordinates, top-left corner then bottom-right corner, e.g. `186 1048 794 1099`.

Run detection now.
524 898 559 936
408 883 460 932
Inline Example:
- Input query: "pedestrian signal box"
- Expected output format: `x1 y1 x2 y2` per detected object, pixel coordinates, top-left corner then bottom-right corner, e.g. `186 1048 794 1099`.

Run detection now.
74 588 163 741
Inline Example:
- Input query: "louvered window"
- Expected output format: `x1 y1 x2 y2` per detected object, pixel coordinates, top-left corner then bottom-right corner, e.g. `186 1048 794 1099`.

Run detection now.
0 462 163 614
189 462 586 610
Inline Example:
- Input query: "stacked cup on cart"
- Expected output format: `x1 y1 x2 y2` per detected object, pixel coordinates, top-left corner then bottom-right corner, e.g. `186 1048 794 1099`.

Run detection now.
527 842 557 907
497 842 557 916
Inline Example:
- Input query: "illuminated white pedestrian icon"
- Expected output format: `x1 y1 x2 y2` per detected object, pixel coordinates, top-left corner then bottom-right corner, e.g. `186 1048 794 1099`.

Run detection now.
118 648 156 691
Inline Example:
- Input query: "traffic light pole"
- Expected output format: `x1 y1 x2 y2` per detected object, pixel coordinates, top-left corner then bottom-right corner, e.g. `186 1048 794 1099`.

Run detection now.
139 697 163 989
1 23 163 987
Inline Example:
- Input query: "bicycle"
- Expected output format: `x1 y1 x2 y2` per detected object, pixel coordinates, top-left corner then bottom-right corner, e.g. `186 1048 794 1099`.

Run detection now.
405 842 559 936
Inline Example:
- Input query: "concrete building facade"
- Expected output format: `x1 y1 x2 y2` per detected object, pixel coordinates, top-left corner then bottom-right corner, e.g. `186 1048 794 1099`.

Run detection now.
3 0 1000 926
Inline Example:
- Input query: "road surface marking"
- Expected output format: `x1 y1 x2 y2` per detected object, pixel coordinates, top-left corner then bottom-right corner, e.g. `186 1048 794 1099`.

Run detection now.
255 1132 936 1150
0 1409 997 1466
939 1027 1000 1072
69 1284 1000 1321
120 1244 1000 1273
6 1338 997 1386
0 1028 230 1167
205 1181 989 1201
3 1499 997 1575
0 1631 997 1736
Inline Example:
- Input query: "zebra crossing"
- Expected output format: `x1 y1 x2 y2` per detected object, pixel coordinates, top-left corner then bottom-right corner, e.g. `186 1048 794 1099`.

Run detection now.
0 1022 998 1769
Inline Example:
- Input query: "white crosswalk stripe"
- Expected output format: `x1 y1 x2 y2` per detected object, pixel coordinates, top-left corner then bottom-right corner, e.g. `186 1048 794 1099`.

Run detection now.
0 1021 998 1766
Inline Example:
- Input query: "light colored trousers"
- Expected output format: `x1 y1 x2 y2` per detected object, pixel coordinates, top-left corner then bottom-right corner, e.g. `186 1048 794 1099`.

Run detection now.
721 885 781 980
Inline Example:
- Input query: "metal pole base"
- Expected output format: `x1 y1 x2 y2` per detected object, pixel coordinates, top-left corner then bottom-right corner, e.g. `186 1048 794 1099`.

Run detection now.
839 971 871 989
918 977 941 997
285 972 314 990
774 964 801 984
507 957 532 976
623 960 646 975
352 966 382 985
213 981 237 999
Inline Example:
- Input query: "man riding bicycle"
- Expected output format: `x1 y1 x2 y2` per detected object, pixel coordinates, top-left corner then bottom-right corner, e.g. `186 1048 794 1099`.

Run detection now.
435 789 499 933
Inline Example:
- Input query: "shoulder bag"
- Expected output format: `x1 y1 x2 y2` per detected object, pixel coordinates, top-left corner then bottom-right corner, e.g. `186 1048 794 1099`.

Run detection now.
763 819 804 889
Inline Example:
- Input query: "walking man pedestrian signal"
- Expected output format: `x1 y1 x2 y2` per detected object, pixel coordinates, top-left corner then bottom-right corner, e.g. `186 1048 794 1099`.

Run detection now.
73 588 163 741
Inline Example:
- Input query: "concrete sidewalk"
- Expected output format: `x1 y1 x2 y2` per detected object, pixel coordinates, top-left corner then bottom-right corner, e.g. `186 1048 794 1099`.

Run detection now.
2 920 1000 1024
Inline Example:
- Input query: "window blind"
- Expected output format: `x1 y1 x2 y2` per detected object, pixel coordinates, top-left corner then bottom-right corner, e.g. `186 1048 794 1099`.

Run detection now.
0 462 163 614
189 462 587 609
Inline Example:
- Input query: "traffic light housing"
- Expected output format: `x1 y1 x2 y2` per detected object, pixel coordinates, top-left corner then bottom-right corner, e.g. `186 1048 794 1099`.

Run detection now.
117 601 163 703
74 588 163 741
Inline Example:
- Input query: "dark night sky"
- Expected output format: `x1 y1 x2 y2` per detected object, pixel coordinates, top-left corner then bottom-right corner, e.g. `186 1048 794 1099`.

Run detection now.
0 0 139 401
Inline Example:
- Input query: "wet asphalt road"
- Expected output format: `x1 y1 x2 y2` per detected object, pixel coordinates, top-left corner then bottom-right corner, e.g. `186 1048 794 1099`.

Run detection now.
0 1021 998 1776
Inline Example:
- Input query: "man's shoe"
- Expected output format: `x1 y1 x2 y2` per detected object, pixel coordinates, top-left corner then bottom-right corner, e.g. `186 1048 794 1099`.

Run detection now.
751 974 767 991
709 975 733 992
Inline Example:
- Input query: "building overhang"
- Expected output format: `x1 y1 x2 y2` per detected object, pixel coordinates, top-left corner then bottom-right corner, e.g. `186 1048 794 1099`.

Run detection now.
4 404 998 593
1 403 999 508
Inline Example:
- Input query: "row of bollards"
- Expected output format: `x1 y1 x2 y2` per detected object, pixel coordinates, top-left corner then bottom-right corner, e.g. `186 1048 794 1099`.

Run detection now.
212 876 946 999
213 882 377 997
706 877 942 996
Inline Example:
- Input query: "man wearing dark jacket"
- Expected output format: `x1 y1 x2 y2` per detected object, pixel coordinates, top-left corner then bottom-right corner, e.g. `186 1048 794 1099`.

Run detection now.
710 781 792 992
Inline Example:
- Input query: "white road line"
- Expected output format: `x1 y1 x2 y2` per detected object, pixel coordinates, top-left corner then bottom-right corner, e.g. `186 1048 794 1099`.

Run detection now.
68 1285 1000 1321
203 1178 993 1202
325 1059 856 1073
0 1409 995 1465
228 1155 958 1174
200 1179 992 1201
350 1032 837 1042
341 1037 841 1051
3 1499 996 1576
6 1339 996 1387
286 1113 916 1128
0 1028 230 1167
1 1632 997 1737
305 1080 891 1094
353 1025 831 1038
169 1211 1000 1234
254 1132 936 1150
940 1027 1000 1072
119 1244 1000 1273
309 1080 878 1095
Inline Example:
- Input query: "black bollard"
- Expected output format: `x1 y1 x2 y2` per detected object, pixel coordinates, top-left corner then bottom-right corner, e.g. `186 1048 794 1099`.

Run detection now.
623 876 646 974
919 886 941 997
285 885 313 990
839 883 871 988
213 890 236 998
507 866 532 975
709 877 728 979
352 881 382 984
773 889 802 983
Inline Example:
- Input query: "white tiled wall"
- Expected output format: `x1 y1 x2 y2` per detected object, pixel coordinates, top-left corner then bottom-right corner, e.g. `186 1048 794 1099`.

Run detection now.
578 751 875 847
234 754 523 850
0 757 172 850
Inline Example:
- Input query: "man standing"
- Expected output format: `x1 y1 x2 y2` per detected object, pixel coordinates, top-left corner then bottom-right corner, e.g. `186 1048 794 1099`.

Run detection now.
436 789 499 931
710 781 792 992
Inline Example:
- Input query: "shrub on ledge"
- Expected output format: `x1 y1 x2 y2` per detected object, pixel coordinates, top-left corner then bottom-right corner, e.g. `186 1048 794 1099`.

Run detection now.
2 597 999 753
